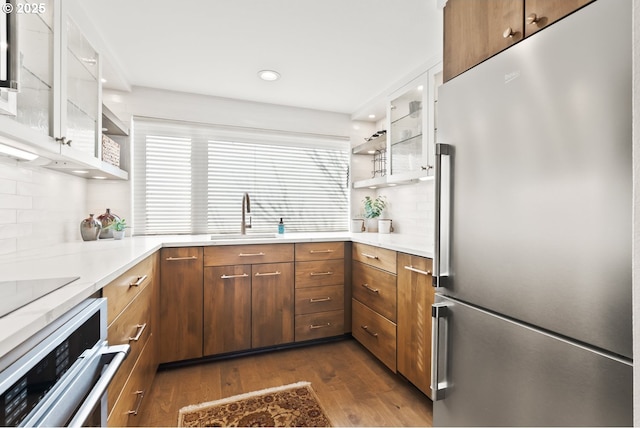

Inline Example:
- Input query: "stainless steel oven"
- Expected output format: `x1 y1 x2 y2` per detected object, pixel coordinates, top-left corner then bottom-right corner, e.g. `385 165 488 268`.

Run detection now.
0 298 129 427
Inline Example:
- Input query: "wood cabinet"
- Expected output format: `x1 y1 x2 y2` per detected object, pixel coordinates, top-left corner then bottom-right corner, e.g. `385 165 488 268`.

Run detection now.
203 244 295 355
159 247 204 363
397 253 435 398
104 252 159 426
294 242 347 342
351 243 398 372
443 0 593 82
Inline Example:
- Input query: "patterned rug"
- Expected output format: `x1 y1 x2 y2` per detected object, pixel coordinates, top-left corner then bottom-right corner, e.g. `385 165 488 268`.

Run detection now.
177 381 332 427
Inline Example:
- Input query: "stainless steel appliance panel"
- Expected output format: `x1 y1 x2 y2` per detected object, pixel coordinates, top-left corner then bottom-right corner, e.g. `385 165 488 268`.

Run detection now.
432 295 632 427
436 0 631 358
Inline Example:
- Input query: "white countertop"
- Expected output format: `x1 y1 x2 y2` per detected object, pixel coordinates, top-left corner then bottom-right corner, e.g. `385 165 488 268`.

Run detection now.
0 232 432 360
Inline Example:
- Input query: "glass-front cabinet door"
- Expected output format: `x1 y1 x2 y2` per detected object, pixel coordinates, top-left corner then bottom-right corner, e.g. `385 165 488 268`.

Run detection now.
60 16 100 158
17 0 55 136
388 61 442 182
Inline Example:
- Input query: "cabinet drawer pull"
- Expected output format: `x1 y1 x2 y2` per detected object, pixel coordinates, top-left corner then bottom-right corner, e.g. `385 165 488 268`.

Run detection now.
309 249 335 254
129 275 148 287
503 27 515 38
361 283 380 294
128 323 147 342
404 265 432 276
526 13 540 25
127 390 145 416
239 252 265 257
309 297 332 303
165 256 198 261
309 323 332 330
361 252 379 260
255 271 281 277
360 325 378 338
310 271 333 276
221 273 249 279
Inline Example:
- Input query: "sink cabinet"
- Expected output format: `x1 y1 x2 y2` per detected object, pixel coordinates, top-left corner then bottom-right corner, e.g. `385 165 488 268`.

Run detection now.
203 244 295 355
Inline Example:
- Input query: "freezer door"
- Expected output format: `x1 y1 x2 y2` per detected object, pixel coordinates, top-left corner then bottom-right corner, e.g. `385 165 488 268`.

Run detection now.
435 0 631 357
432 296 632 427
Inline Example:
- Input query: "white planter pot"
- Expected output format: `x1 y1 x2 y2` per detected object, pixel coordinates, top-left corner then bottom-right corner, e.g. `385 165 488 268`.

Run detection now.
365 218 378 233
351 219 365 233
113 230 125 240
378 219 392 234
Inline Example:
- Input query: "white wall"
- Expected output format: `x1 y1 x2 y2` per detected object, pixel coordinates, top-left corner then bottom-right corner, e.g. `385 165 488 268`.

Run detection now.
0 157 87 255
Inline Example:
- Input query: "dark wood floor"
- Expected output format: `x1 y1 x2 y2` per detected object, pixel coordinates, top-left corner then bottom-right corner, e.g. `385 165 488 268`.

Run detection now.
134 338 433 427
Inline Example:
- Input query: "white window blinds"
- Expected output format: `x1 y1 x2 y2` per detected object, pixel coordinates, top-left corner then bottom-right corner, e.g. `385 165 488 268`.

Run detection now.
133 117 350 235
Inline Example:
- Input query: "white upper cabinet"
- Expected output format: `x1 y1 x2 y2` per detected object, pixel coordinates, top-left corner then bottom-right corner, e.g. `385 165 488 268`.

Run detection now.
0 0 127 180
352 60 442 189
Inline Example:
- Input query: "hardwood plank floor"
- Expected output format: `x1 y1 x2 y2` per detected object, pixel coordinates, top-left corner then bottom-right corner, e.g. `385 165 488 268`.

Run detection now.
134 339 433 427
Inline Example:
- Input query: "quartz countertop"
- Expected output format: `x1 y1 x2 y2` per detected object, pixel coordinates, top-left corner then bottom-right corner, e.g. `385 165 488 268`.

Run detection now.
0 232 432 360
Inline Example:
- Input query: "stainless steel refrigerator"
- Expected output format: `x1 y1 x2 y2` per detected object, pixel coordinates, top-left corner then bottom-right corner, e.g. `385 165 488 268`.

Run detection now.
432 0 632 425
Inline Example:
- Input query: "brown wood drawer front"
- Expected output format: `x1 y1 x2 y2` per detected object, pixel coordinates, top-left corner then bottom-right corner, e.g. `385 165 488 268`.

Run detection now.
295 242 345 261
295 284 344 315
107 283 153 414
204 244 294 266
108 334 157 427
295 310 345 342
103 253 156 326
352 299 397 373
352 261 397 323
352 242 397 274
295 259 345 288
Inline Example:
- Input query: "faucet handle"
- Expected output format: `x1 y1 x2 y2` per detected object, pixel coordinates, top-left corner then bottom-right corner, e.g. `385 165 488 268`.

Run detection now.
247 217 252 229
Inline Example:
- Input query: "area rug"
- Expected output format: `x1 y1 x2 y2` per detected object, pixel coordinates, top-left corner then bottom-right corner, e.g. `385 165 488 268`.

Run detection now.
177 381 332 427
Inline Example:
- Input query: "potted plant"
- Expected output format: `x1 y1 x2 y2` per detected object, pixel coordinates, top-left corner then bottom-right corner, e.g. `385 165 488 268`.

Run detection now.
107 218 128 240
362 196 386 232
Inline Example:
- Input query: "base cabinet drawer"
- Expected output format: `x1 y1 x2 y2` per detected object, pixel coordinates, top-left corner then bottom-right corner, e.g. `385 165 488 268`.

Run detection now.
352 242 397 274
295 242 345 261
103 254 155 325
107 284 153 414
352 299 397 372
295 285 344 315
295 259 345 288
108 334 157 427
295 310 345 342
352 261 397 323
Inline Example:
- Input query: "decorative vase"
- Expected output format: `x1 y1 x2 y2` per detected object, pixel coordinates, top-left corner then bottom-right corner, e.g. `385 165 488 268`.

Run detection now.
351 219 365 233
80 214 102 241
365 218 378 233
97 208 120 239
378 219 393 234
113 230 125 240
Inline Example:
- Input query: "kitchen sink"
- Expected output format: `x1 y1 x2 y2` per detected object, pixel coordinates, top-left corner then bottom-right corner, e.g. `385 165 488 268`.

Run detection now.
210 233 277 240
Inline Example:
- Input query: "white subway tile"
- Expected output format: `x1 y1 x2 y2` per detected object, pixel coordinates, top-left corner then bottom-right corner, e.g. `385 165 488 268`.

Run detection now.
0 178 16 195
0 238 16 255
0 194 32 210
0 209 16 224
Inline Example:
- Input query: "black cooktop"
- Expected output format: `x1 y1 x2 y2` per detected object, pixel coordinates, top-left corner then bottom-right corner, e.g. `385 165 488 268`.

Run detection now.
0 277 80 318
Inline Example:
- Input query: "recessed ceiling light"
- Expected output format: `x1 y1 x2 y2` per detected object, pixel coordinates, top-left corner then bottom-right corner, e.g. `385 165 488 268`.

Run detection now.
367 150 376 154
101 78 107 83
93 176 107 180
73 170 89 174
258 70 280 81
368 114 376 119
417 85 424 91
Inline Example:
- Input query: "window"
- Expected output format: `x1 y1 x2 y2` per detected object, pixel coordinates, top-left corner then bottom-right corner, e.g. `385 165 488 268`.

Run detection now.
133 117 350 235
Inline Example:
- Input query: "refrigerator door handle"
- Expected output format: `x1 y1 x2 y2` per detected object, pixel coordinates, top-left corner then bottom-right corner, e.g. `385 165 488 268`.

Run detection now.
433 143 452 288
431 302 449 400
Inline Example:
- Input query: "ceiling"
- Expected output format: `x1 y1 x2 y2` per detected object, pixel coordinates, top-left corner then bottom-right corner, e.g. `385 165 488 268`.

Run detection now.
80 0 443 117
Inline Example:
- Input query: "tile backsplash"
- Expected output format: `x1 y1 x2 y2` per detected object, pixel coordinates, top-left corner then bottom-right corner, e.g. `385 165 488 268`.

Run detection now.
0 157 88 255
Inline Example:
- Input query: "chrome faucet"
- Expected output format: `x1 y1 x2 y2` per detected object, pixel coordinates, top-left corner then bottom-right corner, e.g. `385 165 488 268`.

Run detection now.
241 193 252 234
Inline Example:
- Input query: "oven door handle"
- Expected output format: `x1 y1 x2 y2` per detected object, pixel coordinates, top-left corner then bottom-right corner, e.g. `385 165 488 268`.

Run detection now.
67 344 130 428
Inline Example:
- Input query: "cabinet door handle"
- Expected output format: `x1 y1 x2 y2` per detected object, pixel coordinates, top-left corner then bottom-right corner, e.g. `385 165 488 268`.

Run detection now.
127 390 145 415
526 13 540 25
239 252 265 257
309 297 332 303
128 323 147 342
309 323 332 330
310 271 333 276
165 256 198 261
403 265 432 276
220 273 249 279
129 275 148 287
361 283 379 294
309 249 335 254
360 325 378 338
361 252 379 260
503 27 515 38
254 271 281 277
